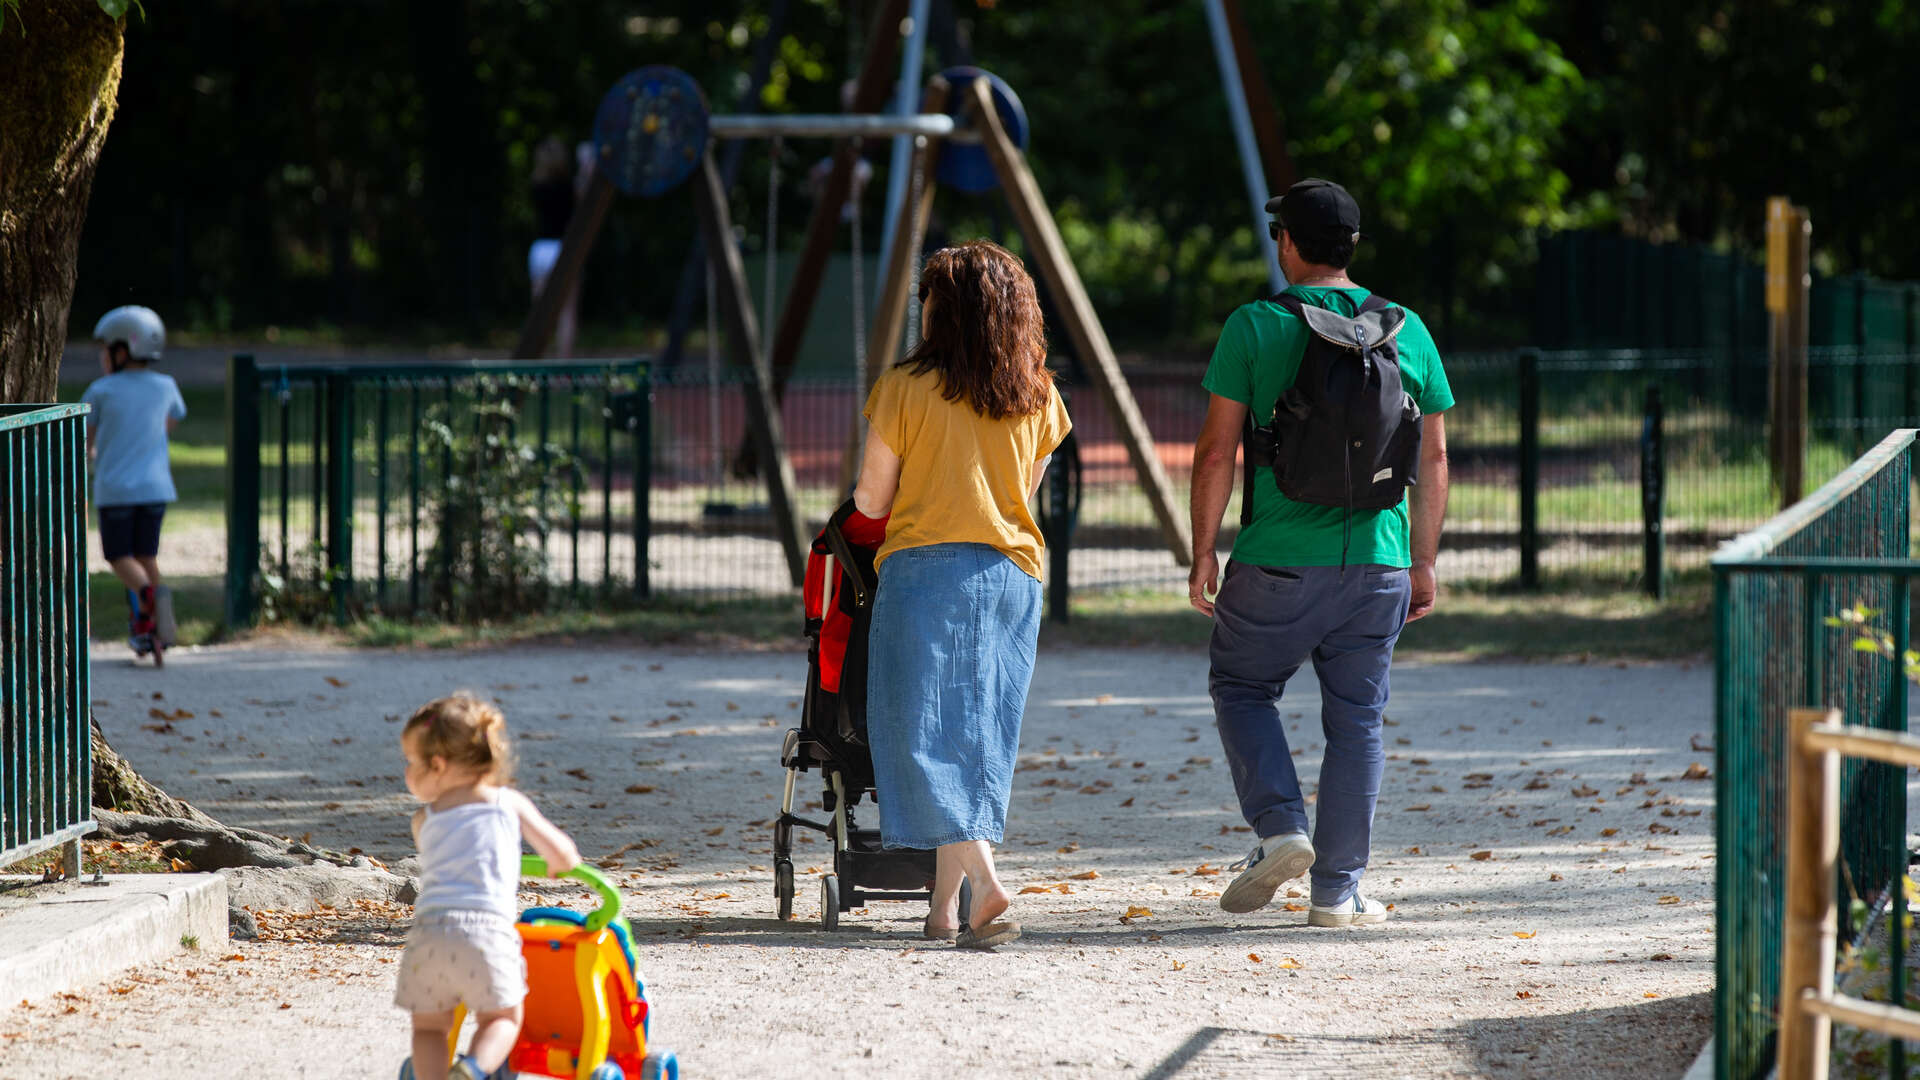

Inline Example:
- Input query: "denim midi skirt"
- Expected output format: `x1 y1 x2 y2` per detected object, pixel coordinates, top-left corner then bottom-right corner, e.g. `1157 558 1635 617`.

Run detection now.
866 542 1043 849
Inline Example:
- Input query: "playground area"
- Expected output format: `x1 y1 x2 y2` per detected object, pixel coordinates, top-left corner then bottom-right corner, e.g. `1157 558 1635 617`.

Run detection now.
4 639 1718 1078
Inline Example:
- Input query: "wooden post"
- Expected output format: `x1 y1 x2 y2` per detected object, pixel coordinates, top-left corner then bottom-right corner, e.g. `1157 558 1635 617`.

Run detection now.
513 171 617 359
839 77 949 491
967 77 1193 566
690 152 810 587
1767 197 1811 507
1777 706 1842 1080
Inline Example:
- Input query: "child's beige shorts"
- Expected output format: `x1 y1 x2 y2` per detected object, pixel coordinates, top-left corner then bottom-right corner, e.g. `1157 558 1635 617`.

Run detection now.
393 909 527 1014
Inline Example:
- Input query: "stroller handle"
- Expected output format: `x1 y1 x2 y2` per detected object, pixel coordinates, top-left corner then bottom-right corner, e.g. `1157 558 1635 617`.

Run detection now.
521 855 623 931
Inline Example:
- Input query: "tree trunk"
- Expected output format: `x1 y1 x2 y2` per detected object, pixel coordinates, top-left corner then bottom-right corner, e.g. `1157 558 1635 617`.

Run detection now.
90 717 216 824
0 1 125 404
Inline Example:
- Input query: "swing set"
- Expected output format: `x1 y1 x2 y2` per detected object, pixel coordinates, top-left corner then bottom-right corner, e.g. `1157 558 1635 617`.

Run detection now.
514 64 1191 589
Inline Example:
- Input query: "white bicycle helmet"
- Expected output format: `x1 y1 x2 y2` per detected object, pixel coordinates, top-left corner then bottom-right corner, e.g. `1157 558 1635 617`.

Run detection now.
93 305 165 362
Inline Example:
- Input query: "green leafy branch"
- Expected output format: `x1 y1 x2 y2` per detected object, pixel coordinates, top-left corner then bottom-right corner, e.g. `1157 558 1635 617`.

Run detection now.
1826 604 1920 684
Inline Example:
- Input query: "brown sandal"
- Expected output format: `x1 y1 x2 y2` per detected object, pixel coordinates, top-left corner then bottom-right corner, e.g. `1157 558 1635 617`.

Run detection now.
955 920 1021 949
922 918 959 942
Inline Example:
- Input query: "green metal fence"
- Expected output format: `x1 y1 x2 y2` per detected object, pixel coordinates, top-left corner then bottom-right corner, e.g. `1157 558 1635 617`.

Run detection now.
1 404 93 875
225 356 650 625
1712 428 1918 1079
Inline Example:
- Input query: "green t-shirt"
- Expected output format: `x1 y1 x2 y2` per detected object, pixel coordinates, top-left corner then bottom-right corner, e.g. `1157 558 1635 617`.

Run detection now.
1201 286 1454 569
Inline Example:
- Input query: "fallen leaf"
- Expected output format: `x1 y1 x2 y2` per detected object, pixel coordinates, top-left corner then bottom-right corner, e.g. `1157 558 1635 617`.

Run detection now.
1069 870 1099 880
704 827 725 836
1275 957 1302 969
1547 826 1574 836
1689 734 1712 752
624 785 654 794
1524 778 1550 790
1058 842 1080 854
1119 797 1134 808
1650 953 1674 961
1171 960 1186 971
324 676 347 688
1649 823 1676 834
1407 846 1422 854
1516 990 1534 999
1470 850 1493 861
1600 828 1619 837
1644 992 1660 999
1190 889 1220 898
1119 905 1154 923
572 674 590 683
1019 885 1051 895
1681 762 1711 780
1192 864 1221 877
168 858 192 872
1248 953 1262 963
278 1003 292 1010
1282 902 1307 912
1405 804 1432 812
1657 895 1682 905
1571 784 1598 798
1513 931 1536 939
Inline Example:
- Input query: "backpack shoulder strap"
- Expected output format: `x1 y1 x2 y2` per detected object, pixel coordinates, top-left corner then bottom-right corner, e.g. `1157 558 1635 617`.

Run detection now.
1271 291 1306 315
1356 293 1391 315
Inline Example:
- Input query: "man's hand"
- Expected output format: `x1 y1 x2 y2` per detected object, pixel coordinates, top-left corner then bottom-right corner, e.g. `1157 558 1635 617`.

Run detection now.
1406 562 1437 623
1189 550 1221 617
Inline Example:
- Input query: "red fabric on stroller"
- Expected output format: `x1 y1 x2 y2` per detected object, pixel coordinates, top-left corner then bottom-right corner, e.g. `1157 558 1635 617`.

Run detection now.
803 507 888 693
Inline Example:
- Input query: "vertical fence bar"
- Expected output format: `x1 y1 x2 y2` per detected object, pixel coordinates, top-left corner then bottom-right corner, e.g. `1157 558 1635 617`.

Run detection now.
311 381 324 554
602 380 614 595
276 372 290 585
324 372 354 625
225 354 261 626
441 380 454 615
570 393 582 596
1891 573 1912 1079
633 364 652 600
408 383 421 614
1641 383 1666 599
538 380 552 566
1518 350 1541 589
376 380 389 612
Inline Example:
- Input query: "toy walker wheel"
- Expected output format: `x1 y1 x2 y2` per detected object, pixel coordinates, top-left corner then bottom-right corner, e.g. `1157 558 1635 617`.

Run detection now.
821 873 840 931
641 1050 680 1080
589 1063 625 1080
397 1060 415 1080
775 858 795 921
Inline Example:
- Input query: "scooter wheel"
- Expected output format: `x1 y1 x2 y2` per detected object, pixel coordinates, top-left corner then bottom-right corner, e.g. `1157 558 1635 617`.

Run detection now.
589 1063 624 1080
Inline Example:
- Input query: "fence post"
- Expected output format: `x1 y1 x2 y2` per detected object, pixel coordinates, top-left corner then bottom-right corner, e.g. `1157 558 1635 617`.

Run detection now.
1776 706 1841 1080
1641 383 1666 599
633 363 652 601
324 372 354 625
1040 428 1081 624
1518 350 1540 589
224 354 260 627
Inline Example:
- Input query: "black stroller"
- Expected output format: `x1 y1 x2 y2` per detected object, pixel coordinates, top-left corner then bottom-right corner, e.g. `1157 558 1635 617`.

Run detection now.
772 500 971 930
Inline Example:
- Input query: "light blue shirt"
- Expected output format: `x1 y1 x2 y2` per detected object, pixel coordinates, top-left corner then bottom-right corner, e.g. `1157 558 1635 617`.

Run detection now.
80 369 186 507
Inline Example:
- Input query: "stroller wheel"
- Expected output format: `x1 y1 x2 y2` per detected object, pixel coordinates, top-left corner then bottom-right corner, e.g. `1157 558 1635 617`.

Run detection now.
640 1050 680 1080
821 874 840 931
775 859 795 921
589 1064 624 1080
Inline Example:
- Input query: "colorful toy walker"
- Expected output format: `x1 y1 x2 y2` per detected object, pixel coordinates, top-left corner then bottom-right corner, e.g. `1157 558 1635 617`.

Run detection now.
403 856 678 1080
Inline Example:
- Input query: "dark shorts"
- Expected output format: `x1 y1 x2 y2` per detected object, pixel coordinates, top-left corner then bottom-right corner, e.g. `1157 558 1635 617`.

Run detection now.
98 503 165 561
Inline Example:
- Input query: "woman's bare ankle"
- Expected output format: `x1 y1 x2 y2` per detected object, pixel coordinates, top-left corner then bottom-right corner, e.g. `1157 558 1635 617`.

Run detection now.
969 884 1011 929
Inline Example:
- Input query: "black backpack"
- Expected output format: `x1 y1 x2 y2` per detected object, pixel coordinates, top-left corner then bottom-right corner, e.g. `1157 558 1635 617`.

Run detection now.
1242 292 1424 531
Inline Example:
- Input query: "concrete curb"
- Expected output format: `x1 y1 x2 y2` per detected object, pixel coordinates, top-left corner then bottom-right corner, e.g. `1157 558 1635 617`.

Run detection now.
0 873 228 1005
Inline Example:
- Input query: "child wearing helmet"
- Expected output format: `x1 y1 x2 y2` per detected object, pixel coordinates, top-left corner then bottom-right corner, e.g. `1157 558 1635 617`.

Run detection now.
82 305 186 662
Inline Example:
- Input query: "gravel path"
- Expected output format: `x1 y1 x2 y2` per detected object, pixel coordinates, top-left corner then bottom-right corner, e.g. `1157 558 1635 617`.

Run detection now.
4 642 1716 1078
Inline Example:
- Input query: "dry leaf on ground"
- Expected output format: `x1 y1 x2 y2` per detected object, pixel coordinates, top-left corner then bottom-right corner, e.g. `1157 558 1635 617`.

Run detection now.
1275 957 1302 969
1513 931 1536 939
1470 851 1493 861
1069 870 1099 881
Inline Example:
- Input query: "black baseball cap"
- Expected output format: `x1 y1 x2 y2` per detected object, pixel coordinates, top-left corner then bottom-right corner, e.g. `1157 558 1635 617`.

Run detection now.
1265 178 1363 241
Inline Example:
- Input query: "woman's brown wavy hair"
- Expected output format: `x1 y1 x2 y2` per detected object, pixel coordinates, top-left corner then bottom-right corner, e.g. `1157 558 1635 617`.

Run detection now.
898 240 1052 420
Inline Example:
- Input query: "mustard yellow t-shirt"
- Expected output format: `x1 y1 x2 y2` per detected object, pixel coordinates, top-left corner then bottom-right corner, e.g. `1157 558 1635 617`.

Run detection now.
863 365 1072 581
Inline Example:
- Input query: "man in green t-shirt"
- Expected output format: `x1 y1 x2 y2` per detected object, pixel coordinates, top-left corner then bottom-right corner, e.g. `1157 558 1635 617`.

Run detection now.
1188 179 1453 927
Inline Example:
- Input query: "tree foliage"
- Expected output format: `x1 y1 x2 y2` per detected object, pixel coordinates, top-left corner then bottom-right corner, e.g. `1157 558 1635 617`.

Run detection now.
32 0 1914 353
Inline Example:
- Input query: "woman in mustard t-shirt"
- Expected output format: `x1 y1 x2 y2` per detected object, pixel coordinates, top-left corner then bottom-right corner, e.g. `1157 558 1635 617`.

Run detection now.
852 241 1071 949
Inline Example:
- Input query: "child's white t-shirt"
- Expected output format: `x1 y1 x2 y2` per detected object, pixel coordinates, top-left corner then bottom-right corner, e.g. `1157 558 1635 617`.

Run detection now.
414 789 522 919
81 370 187 507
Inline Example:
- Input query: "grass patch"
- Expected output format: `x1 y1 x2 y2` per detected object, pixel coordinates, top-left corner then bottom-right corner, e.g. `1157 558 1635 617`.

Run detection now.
1043 576 1711 661
87 572 227 647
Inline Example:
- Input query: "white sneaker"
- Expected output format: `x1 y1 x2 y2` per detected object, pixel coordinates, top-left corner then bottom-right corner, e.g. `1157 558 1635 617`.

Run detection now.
1308 890 1390 927
1218 832 1316 914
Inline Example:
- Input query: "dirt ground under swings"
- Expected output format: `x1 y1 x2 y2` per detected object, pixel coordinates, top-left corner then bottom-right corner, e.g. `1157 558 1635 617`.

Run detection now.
3 640 1715 1079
